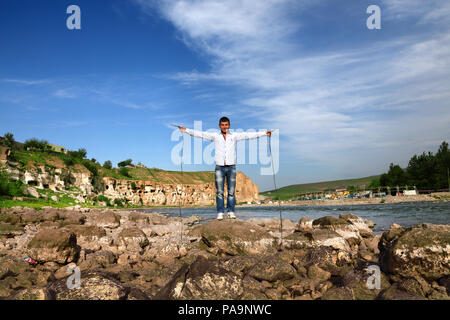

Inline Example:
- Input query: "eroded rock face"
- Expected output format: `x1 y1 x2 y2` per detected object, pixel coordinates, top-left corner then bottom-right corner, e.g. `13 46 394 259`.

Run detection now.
379 223 450 280
27 229 79 264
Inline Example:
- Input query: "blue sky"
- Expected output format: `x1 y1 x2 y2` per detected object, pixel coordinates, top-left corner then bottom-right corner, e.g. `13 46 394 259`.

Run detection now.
1 0 450 191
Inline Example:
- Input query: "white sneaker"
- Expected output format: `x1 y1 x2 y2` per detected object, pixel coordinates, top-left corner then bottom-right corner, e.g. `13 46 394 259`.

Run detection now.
228 212 236 219
216 212 224 220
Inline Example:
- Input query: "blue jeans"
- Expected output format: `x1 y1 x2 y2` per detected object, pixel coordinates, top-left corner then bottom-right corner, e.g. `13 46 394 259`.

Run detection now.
215 165 236 214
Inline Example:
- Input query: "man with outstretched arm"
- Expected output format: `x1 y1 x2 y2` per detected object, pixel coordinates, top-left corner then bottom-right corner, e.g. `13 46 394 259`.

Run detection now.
179 117 272 220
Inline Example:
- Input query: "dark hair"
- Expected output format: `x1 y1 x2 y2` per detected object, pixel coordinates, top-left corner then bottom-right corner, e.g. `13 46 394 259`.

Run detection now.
219 116 230 124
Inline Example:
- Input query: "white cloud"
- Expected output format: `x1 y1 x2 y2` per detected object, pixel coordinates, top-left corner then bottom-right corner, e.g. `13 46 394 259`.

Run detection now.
2 78 50 85
53 89 77 98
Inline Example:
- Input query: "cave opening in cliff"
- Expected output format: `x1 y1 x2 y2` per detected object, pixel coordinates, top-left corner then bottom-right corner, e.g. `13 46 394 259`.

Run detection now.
27 181 38 186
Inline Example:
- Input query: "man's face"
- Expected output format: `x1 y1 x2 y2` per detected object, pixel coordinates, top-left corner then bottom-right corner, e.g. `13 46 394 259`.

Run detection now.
219 121 230 133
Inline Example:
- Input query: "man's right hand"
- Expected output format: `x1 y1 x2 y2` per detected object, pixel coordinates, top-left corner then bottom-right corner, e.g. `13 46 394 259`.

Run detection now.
179 126 186 132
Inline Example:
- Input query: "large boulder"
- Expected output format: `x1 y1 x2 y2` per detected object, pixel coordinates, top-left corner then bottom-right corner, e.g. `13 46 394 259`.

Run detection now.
79 250 116 270
154 256 244 300
189 219 276 256
0 223 24 239
46 270 148 300
312 216 362 246
115 227 149 254
14 287 52 300
339 214 374 238
64 225 107 251
379 223 450 281
58 210 86 225
221 254 296 282
295 217 313 232
285 229 351 252
23 187 40 198
88 212 120 229
27 229 79 264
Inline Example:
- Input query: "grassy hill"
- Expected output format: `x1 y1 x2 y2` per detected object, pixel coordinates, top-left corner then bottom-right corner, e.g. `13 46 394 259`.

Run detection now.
7 148 215 185
261 175 380 200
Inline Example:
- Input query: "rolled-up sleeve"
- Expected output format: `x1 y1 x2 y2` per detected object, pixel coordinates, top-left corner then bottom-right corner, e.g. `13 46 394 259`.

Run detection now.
235 130 267 141
185 128 215 141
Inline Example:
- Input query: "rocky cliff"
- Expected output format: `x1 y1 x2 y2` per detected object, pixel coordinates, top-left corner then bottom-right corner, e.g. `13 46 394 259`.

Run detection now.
0 147 261 206
102 171 259 206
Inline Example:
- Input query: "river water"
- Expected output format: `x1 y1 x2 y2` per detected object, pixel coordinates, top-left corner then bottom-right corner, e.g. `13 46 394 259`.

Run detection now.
135 201 450 234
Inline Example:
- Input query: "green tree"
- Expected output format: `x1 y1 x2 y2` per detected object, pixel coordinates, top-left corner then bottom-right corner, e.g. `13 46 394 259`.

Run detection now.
103 160 113 169
3 132 15 148
24 138 48 151
379 173 390 187
435 141 450 189
367 178 380 190
82 159 98 176
406 152 437 189
387 163 407 187
118 159 133 167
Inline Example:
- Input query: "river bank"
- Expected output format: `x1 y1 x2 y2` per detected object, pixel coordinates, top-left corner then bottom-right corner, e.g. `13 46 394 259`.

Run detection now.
240 193 450 208
0 206 449 300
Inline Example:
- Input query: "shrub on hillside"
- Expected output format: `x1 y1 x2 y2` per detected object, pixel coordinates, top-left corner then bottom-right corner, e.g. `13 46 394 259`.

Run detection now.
23 138 49 151
63 157 75 167
68 148 87 159
119 167 131 178
0 165 25 197
103 160 113 170
82 159 98 176
96 195 111 206
114 198 124 207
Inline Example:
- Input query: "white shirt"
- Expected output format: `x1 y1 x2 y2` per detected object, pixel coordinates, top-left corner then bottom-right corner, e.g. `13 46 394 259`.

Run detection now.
185 128 267 166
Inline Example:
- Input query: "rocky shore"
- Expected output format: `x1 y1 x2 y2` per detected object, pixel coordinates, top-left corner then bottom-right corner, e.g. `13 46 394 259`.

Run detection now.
0 206 449 300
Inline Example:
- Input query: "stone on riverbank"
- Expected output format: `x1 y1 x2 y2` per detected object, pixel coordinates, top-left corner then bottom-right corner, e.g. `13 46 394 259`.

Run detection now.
189 219 276 256
27 229 79 264
379 223 450 280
